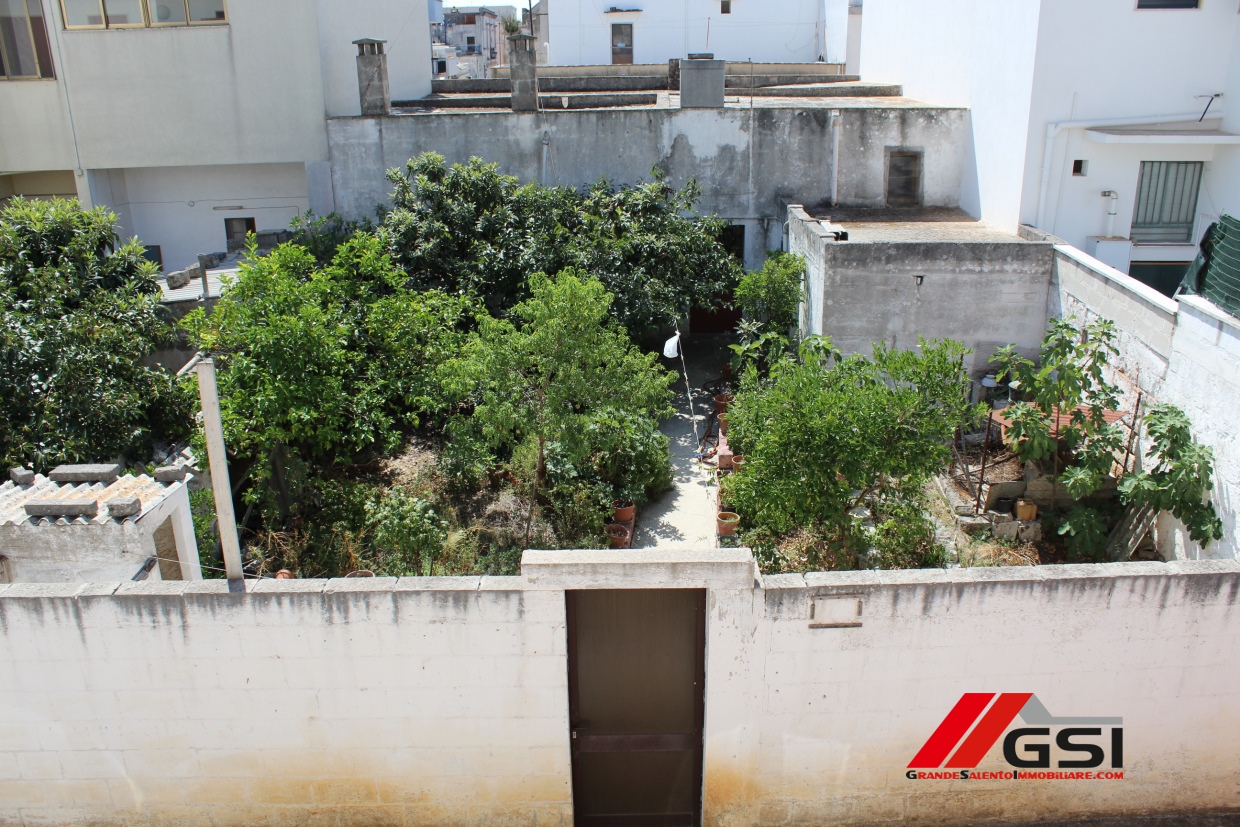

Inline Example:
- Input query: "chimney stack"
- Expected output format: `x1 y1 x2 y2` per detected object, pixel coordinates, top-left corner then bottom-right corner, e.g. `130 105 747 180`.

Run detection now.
508 33 538 112
679 53 725 109
353 38 390 116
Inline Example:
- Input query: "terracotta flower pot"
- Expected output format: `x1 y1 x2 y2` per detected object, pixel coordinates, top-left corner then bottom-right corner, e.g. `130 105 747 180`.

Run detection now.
1014 499 1038 521
605 523 630 548
731 455 746 472
714 393 733 415
718 413 729 436
716 511 740 537
612 500 636 523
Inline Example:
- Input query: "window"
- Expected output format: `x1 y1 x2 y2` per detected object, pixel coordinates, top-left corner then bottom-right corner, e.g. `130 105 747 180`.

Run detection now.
1 0 55 79
1131 161 1203 244
224 216 255 250
721 0 732 13
721 224 745 262
1072 159 1089 176
435 58 446 73
1129 261 1190 297
1136 0 1198 7
60 0 226 29
611 22 632 65
886 149 923 208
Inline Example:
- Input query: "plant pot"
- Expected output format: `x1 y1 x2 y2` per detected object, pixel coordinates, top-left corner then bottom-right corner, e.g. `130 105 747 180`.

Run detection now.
612 500 636 523
718 413 729 436
714 393 733 415
1014 499 1038 521
717 511 740 537
605 523 630 548
731 455 746 472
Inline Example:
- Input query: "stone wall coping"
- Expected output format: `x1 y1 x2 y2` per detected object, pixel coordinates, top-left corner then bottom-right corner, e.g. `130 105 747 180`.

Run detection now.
520 548 758 590
1054 243 1180 317
1178 293 1240 332
2 559 1235 603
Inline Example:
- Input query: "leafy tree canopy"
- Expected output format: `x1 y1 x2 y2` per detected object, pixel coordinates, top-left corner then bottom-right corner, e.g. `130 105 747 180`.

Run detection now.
0 198 191 470
383 153 741 335
183 233 474 469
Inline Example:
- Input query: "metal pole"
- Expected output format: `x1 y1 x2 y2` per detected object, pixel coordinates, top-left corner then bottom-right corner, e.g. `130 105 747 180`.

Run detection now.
974 405 995 515
195 358 244 582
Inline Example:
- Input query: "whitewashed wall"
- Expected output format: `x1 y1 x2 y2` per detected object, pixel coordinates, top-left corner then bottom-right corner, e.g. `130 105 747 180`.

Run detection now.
314 0 432 117
547 0 828 66
858 0 1043 231
1 555 1237 826
1048 240 1240 561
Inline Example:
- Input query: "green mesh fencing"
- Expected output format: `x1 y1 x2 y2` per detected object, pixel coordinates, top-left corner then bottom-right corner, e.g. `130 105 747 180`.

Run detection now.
1182 214 1240 319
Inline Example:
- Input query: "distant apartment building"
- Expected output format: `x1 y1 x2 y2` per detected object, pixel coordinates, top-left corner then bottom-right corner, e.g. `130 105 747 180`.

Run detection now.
861 0 1240 297
546 0 848 66
0 0 432 271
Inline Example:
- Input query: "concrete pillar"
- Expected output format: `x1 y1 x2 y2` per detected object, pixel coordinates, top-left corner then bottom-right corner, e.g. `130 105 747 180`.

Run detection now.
680 54 726 109
353 38 391 117
508 33 538 112
668 58 680 92
168 486 203 580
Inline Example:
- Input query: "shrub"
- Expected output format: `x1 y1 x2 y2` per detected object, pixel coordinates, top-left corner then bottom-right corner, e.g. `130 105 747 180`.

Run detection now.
734 251 805 336
869 496 948 570
366 487 451 576
0 198 192 470
1057 505 1109 562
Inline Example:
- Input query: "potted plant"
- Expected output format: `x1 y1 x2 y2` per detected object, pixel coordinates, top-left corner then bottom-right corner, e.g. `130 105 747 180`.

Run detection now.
714 392 733 415
716 511 740 537
605 523 630 548
731 454 746 472
718 412 729 436
612 499 636 523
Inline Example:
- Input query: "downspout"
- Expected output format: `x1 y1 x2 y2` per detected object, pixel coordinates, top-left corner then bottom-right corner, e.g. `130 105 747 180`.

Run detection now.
1034 111 1214 231
830 109 841 207
539 131 550 185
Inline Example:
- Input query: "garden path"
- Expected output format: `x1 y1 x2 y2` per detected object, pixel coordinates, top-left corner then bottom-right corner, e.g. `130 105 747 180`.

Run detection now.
631 334 733 548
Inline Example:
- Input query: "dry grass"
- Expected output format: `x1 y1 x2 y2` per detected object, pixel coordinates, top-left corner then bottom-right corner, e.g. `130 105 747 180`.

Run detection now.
959 538 1040 568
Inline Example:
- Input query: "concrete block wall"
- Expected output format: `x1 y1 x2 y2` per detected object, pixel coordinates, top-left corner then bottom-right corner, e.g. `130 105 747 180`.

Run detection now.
789 206 1053 375
0 578 572 826
2 556 1239 825
1050 243 1240 561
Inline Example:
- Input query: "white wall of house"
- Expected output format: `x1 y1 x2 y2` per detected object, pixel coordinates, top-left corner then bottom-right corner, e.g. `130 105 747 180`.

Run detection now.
1026 0 1240 251
547 0 828 66
88 163 310 270
0 557 1237 824
858 0 1043 233
315 0 432 116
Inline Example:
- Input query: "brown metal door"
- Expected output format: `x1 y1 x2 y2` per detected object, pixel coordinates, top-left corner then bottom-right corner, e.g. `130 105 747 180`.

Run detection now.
567 589 706 826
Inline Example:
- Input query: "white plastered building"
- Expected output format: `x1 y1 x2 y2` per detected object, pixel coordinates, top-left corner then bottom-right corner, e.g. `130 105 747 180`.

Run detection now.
860 0 1240 296
0 0 433 271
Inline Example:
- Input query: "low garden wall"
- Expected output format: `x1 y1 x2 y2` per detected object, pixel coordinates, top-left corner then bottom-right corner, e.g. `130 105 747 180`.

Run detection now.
1 552 1237 826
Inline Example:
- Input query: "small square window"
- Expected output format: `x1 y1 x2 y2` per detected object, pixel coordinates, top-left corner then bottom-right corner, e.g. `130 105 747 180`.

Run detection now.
1072 160 1089 176
721 0 731 12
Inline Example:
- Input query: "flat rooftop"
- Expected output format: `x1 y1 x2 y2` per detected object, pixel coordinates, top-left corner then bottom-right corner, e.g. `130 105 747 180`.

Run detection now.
809 207 1029 244
392 89 957 115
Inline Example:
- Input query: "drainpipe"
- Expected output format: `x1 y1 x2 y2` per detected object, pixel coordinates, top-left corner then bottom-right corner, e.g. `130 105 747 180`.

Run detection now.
1034 111 1213 231
830 109 842 207
540 131 551 184
1101 190 1119 238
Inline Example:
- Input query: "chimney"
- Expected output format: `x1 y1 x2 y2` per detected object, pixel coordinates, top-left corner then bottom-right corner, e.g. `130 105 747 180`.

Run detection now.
507 32 538 112
679 53 725 109
353 38 391 116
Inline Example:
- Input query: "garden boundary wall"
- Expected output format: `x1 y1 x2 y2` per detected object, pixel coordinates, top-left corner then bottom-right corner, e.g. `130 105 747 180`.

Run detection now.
325 105 968 272
1 551 1238 826
1029 225 1240 562
789 205 1054 375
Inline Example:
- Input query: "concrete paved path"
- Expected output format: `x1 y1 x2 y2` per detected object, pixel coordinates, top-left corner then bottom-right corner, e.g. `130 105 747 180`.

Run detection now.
631 334 732 549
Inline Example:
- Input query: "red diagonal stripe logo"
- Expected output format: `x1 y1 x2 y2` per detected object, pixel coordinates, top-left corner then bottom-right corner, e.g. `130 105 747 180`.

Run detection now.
945 692 1033 768
907 693 994 768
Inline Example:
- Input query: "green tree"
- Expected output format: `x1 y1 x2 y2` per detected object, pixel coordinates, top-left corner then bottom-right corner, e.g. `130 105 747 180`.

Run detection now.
727 336 978 567
994 317 1124 504
383 153 740 335
734 251 805 336
1119 402 1224 547
452 270 675 544
183 232 474 522
0 197 192 471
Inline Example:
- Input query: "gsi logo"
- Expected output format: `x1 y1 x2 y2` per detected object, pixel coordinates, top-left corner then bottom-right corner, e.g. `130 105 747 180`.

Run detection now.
908 693 1123 772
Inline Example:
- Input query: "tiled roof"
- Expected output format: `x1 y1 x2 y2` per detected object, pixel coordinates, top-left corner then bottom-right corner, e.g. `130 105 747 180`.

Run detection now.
0 472 181 528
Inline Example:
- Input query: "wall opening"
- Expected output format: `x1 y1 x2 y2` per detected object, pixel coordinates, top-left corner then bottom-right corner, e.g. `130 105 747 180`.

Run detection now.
566 589 705 826
611 23 633 65
886 149 923 208
224 216 257 249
